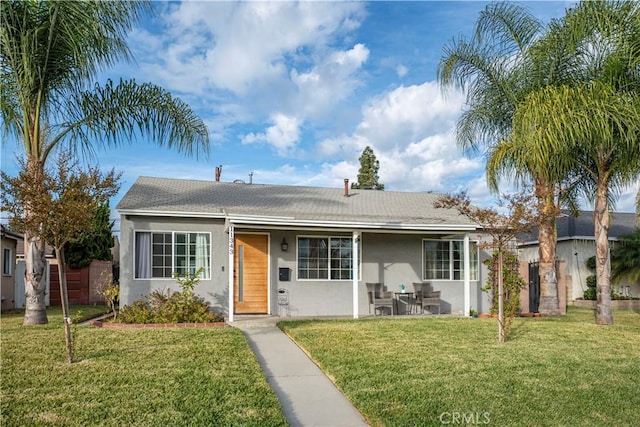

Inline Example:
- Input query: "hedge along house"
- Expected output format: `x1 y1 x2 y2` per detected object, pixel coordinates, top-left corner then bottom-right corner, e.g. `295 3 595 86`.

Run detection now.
116 176 491 321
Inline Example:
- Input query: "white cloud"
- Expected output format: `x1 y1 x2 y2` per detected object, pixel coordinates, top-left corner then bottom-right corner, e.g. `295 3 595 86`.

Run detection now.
124 2 370 145
357 81 463 149
131 2 365 95
312 80 480 195
242 114 302 156
290 43 369 118
396 64 408 78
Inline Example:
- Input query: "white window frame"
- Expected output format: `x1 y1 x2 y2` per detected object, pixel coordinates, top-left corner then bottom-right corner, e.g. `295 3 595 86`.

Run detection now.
134 230 211 280
296 235 361 281
3 248 12 276
423 239 479 281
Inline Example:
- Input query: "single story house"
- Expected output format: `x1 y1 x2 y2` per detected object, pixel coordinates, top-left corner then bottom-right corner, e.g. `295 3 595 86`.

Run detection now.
1 225 22 311
518 211 639 301
116 176 493 320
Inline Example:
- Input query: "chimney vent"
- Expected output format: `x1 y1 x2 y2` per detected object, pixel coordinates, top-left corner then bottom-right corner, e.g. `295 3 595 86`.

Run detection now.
215 165 222 182
344 179 349 197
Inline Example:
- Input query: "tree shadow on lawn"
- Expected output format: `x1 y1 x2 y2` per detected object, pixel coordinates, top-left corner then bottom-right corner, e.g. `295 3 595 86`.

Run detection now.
502 317 535 341
76 328 214 362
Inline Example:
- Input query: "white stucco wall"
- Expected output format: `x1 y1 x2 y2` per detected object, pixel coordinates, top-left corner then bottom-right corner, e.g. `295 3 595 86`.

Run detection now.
519 239 640 301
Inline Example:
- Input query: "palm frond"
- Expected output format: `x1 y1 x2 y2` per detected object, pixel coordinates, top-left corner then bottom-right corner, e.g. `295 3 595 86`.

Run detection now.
1 0 151 157
47 79 209 162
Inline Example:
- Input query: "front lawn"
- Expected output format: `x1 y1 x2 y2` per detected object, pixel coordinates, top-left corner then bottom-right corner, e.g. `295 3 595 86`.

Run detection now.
279 308 640 427
1 307 288 427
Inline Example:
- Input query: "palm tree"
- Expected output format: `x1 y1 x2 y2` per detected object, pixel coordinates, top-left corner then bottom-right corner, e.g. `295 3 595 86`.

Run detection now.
1 1 209 324
611 227 640 287
438 2 563 315
500 1 640 325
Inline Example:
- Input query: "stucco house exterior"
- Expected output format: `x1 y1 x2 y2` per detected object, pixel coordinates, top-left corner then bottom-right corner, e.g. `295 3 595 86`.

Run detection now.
1 225 22 311
518 211 639 302
117 176 493 321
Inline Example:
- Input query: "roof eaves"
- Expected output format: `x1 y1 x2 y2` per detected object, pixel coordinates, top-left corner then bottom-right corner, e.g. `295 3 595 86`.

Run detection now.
228 215 479 232
117 209 478 232
0 225 22 241
117 209 226 219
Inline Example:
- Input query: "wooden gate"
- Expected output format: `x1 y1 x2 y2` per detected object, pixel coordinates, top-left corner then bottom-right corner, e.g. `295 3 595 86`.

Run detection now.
528 261 540 313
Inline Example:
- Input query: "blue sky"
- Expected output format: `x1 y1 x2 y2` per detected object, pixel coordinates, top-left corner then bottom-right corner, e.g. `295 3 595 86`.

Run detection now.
2 1 639 229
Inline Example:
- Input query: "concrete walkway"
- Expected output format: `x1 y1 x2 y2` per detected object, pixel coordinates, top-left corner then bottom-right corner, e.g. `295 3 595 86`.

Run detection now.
233 317 369 427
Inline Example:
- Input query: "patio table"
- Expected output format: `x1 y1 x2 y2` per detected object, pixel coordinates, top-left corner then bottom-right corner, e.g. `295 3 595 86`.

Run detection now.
394 292 414 315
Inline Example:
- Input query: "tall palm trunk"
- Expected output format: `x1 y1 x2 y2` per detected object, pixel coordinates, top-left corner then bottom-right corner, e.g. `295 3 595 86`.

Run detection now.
23 231 48 324
594 180 613 325
536 183 561 316
22 158 49 325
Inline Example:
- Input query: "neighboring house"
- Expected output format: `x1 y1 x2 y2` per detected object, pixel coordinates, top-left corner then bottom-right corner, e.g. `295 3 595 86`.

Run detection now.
12 231 114 308
1 225 22 310
519 211 639 301
117 176 493 320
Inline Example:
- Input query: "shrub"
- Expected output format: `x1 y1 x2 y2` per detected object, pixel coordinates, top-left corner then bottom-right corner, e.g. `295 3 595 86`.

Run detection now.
582 287 632 301
585 256 596 270
119 301 155 324
586 275 597 288
96 270 119 319
583 287 597 300
118 268 223 324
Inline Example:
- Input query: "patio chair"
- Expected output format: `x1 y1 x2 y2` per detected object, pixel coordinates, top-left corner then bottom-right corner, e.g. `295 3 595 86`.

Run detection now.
366 282 394 316
413 290 424 314
423 291 441 314
412 282 426 314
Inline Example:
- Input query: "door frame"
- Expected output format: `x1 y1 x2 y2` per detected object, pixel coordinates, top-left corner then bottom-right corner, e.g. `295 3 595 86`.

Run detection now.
233 232 271 315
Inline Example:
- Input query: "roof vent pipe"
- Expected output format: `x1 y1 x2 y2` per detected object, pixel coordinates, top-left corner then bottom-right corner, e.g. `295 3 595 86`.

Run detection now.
215 165 222 182
344 179 349 197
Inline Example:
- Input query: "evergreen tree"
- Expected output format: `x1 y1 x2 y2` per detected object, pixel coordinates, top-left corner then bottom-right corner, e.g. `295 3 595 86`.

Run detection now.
352 146 384 190
64 202 114 269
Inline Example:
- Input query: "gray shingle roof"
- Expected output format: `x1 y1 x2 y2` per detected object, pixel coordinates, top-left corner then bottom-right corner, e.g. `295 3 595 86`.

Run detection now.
116 176 477 229
521 210 638 243
556 211 637 239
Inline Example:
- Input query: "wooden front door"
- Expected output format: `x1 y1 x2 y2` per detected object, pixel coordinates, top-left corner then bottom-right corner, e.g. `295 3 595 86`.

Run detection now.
234 234 269 314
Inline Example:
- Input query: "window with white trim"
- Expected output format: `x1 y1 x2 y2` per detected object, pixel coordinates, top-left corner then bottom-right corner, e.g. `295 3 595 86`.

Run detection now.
3 248 12 275
297 236 359 280
423 240 479 281
135 231 210 279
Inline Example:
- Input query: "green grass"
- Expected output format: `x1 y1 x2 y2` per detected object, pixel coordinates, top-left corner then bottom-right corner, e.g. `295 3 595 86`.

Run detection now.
279 308 640 427
1 307 288 427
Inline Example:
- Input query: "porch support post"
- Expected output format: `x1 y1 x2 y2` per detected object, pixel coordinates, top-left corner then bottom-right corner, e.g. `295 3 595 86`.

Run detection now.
352 230 361 319
228 224 235 322
463 234 471 317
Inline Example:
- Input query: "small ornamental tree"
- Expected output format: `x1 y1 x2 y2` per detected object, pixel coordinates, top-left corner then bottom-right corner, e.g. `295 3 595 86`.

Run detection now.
482 249 527 334
435 188 536 342
0 153 120 363
352 146 384 190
